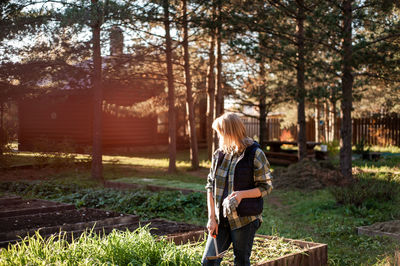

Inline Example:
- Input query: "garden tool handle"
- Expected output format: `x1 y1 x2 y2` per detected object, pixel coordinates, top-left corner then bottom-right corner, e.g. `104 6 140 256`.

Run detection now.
212 234 219 257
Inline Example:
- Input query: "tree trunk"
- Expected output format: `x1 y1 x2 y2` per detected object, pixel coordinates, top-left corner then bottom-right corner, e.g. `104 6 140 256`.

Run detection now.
206 2 216 160
164 0 177 173
315 99 320 142
296 0 307 160
325 100 330 142
215 0 223 117
259 89 267 149
259 34 267 149
0 102 4 156
329 98 335 141
91 0 103 182
340 0 353 179
332 99 338 141
182 0 199 169
214 0 223 152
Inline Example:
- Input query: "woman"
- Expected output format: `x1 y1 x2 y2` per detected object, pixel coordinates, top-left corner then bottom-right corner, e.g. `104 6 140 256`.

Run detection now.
201 113 273 266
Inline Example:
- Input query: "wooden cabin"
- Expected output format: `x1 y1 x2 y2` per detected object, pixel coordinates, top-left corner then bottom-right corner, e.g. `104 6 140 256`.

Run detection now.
18 81 172 153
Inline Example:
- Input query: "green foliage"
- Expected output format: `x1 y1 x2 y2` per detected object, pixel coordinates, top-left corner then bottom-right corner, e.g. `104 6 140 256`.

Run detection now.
326 139 340 158
0 181 207 223
0 227 203 265
355 138 370 155
330 172 400 208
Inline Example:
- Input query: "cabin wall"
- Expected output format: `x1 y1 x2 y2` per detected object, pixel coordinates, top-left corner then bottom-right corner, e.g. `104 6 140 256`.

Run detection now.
18 85 167 153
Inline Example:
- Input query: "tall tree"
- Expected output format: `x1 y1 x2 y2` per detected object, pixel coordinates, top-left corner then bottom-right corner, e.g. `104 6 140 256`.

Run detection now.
182 0 199 169
295 0 307 160
90 0 104 182
51 0 131 181
206 1 216 160
163 0 177 173
0 1 53 155
258 34 268 148
215 0 224 118
226 0 313 155
319 0 400 179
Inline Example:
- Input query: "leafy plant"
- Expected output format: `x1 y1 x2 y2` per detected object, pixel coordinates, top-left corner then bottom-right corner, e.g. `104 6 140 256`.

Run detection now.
355 138 370 156
326 139 340 158
329 173 399 209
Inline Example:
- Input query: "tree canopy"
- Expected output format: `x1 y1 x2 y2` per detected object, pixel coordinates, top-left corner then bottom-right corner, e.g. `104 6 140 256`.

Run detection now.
1 0 399 180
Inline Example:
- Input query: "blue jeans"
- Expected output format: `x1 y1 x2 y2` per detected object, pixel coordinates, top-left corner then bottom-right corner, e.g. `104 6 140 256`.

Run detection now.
201 218 260 266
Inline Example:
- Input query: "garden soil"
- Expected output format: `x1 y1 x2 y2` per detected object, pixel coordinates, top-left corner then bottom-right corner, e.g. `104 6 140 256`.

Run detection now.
0 208 123 232
0 211 204 237
272 159 344 190
0 198 66 211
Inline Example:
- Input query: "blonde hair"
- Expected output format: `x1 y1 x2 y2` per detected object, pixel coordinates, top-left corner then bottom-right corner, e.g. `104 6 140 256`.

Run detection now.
212 113 253 154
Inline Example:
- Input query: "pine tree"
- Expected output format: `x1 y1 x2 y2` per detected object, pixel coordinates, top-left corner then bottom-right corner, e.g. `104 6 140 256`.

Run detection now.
182 0 199 169
162 0 177 173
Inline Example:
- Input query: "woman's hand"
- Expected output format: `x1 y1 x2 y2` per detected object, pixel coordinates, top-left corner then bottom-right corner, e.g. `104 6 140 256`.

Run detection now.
229 191 244 205
207 217 218 236
229 188 262 205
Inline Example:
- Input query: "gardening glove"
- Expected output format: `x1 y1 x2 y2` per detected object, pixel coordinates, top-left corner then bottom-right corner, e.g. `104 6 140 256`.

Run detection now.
222 196 238 217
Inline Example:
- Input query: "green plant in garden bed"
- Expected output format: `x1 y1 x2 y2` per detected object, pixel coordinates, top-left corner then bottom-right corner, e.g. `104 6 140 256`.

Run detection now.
0 225 309 266
0 227 203 265
0 181 208 225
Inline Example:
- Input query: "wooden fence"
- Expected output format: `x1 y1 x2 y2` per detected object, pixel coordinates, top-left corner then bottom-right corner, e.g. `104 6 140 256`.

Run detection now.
243 114 400 146
353 114 400 146
243 117 315 142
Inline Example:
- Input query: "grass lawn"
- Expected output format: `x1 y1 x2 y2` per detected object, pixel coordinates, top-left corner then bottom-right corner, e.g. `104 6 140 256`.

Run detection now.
260 188 400 265
1 146 400 265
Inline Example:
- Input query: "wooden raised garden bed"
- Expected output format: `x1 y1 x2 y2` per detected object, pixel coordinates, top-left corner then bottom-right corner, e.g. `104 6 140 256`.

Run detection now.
0 197 204 248
168 230 328 266
0 197 76 218
254 235 327 266
357 220 400 242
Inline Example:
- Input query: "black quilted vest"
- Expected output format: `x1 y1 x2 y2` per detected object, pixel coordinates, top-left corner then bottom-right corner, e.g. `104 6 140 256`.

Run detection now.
217 142 263 217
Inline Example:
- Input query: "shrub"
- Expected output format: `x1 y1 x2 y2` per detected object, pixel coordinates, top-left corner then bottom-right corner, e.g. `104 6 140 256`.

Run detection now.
330 173 400 208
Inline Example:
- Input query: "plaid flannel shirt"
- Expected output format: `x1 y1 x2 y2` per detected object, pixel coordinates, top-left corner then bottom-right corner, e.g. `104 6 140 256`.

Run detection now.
205 146 273 230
